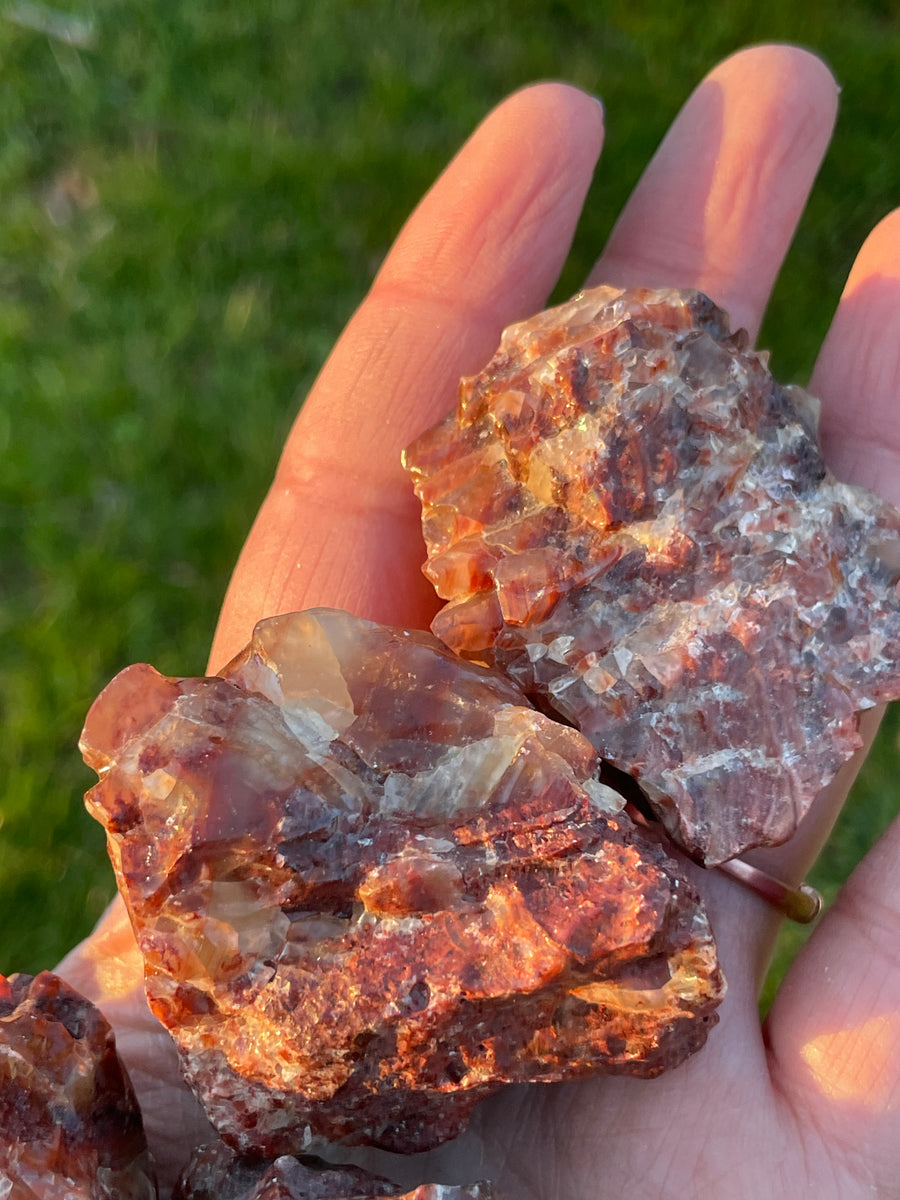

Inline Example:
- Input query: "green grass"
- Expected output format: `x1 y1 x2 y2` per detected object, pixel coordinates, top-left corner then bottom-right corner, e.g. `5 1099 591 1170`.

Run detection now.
1 0 899 993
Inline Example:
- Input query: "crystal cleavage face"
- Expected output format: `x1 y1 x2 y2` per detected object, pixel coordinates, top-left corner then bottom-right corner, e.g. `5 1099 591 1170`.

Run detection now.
404 285 900 865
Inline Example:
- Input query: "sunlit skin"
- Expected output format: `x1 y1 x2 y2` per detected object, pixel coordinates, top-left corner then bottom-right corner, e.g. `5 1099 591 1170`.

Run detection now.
57 45 900 1198
800 1013 900 1112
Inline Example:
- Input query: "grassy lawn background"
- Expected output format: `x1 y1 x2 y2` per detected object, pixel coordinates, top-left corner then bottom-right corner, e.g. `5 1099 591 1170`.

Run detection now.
1 0 899 1006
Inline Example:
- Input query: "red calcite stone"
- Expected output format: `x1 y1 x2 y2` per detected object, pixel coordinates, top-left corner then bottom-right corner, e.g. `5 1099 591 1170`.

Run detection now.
81 609 723 1158
404 285 900 864
173 1140 499 1200
0 970 157 1199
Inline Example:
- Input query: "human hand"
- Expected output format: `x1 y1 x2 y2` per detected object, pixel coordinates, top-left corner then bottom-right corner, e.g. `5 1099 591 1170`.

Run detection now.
59 44 900 1198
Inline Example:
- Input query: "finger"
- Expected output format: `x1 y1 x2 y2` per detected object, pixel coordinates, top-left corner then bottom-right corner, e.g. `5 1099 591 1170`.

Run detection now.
764 811 900 1190
209 84 603 670
588 44 838 341
812 207 900 507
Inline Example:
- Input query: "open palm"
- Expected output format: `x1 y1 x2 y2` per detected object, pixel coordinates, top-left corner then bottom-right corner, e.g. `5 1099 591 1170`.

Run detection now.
59 45 900 1199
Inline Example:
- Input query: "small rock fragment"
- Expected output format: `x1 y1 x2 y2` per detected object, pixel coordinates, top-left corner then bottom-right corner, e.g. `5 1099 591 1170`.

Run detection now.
81 608 723 1158
0 970 157 1199
173 1140 500 1200
404 285 900 864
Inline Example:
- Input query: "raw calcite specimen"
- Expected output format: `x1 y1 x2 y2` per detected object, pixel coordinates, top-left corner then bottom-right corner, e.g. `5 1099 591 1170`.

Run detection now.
174 1141 499 1200
0 970 157 1200
404 285 900 865
81 609 723 1157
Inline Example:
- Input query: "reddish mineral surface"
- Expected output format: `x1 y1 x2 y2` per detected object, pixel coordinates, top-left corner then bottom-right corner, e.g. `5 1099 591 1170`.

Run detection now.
0 970 157 1199
404 285 900 864
81 609 723 1157
174 1141 499 1200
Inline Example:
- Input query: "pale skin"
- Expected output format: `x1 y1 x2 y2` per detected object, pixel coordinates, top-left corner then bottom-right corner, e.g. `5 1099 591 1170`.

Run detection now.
58 44 900 1199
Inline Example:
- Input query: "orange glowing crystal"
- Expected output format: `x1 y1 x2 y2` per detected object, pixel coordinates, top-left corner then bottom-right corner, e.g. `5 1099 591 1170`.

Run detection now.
81 609 723 1158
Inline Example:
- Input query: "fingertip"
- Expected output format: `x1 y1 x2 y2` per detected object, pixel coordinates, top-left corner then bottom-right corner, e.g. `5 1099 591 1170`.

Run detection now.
379 78 604 317
503 78 605 145
812 205 900 502
840 205 900 295
592 42 838 340
708 42 839 114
